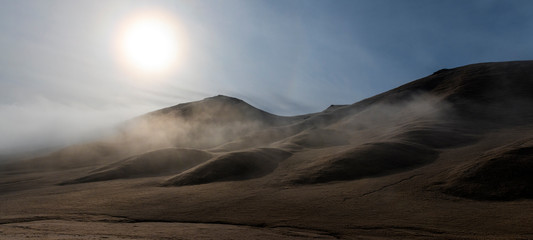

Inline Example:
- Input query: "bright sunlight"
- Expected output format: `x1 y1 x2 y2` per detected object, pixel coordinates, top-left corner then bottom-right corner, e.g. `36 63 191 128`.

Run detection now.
116 10 183 75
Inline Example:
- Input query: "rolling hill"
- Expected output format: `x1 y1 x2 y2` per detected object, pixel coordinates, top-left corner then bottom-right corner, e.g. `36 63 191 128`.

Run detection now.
1 61 533 239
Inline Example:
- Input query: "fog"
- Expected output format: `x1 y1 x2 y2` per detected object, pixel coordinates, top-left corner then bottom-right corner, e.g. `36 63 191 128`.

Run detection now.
0 97 156 155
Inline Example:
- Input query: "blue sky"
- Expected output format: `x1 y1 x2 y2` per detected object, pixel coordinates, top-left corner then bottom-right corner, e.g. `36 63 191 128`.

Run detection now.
1 0 533 153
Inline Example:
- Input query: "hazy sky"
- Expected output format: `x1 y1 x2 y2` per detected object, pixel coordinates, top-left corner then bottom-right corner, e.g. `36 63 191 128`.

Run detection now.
1 0 533 153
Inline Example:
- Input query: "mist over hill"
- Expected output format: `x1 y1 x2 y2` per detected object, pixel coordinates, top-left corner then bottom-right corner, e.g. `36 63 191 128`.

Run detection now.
2 61 533 239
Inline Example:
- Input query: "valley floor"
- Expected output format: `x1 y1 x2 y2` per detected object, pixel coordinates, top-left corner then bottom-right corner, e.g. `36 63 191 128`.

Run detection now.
1 167 533 240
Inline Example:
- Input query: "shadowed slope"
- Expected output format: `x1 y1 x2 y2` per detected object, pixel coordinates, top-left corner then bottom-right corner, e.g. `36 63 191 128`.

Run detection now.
164 148 292 186
392 123 478 149
62 148 212 185
292 142 438 184
442 138 533 200
297 61 533 130
280 129 350 149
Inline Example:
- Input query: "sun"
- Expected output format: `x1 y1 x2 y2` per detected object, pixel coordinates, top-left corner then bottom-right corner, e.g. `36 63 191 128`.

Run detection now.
116 10 183 75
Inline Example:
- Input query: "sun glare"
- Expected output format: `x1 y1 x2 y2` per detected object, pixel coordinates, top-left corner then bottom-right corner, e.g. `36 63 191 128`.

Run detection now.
116 10 184 76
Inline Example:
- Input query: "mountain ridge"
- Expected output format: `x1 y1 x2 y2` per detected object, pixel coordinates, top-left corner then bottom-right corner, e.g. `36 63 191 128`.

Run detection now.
2 60 533 239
